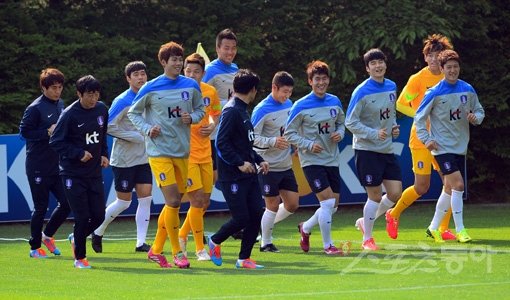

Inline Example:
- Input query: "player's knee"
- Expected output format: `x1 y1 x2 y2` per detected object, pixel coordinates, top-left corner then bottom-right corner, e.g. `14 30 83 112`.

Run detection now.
285 202 299 213
387 191 402 202
414 183 430 196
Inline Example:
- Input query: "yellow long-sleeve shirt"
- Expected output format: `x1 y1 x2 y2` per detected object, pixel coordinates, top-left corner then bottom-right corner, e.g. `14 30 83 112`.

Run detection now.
396 67 443 149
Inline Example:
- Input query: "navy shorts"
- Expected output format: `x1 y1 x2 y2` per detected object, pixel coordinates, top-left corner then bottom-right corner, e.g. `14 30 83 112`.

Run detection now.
112 163 152 193
258 169 298 197
302 165 340 194
354 150 402 186
434 153 466 176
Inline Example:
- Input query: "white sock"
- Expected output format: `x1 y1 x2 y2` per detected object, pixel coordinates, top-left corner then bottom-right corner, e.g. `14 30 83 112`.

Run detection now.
451 189 464 232
363 199 379 241
429 191 451 230
136 196 152 247
274 203 293 224
318 198 335 248
94 198 131 236
302 207 321 233
261 209 276 246
375 194 395 219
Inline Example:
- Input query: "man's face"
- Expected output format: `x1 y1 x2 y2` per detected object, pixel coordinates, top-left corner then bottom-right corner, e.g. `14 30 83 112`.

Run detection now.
441 60 460 84
127 69 147 92
272 84 293 103
184 63 204 84
216 38 237 64
161 55 183 78
308 73 329 97
42 83 63 101
78 90 100 109
425 51 441 74
365 59 386 81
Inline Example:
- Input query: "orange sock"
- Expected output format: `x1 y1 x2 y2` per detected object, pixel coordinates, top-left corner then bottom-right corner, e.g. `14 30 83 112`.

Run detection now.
391 186 421 219
152 206 168 254
439 207 452 232
163 205 181 256
188 206 205 251
179 210 191 240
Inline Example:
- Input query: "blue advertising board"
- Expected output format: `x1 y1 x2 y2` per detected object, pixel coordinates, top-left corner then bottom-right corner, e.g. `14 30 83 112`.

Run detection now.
0 117 444 222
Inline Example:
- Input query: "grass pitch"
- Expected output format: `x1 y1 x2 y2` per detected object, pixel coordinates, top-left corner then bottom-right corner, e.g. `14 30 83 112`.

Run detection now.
0 203 509 299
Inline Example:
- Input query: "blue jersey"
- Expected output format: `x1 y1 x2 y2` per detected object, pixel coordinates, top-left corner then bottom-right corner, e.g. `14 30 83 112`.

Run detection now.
128 74 205 158
284 92 345 167
203 58 238 141
251 94 293 171
19 95 65 176
216 98 264 182
108 88 148 167
345 78 398 154
415 79 484 155
50 100 109 178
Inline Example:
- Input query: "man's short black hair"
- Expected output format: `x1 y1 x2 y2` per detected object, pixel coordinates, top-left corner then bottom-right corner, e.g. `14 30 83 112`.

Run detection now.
233 69 260 94
76 75 100 94
125 61 147 77
363 48 387 66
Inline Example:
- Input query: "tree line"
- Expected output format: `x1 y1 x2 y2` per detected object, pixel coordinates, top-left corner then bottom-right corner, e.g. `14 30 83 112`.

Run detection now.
0 0 508 201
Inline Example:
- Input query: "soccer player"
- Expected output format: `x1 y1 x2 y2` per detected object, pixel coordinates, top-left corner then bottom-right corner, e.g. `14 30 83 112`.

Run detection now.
128 42 205 268
345 49 402 251
207 69 269 269
19 68 71 258
415 49 484 243
50 75 109 268
202 28 239 183
385 34 456 240
284 61 345 255
251 71 299 253
178 53 221 261
91 61 153 253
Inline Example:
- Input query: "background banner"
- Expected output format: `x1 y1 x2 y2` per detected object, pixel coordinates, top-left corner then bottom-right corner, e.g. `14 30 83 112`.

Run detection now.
0 117 444 222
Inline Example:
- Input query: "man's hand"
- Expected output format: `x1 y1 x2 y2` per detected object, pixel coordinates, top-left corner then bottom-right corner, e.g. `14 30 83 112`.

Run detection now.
330 132 342 143
148 125 161 138
100 156 109 168
238 161 257 174
80 151 93 162
274 137 289 150
311 143 323 153
425 140 439 151
199 123 215 137
392 125 400 138
181 112 192 125
467 113 477 125
378 128 388 140
258 161 270 175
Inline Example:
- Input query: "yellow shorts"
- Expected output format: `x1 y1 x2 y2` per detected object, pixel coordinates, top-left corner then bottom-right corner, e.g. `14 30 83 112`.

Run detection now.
411 148 440 175
186 161 213 193
148 157 188 193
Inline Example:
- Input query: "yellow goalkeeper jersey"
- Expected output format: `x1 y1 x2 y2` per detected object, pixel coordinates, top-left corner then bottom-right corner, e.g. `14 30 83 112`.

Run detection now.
396 67 444 149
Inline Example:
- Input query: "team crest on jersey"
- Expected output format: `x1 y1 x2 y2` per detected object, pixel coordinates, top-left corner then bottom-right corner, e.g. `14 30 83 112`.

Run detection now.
181 91 190 101
187 178 193 187
389 93 396 103
366 175 373 184
65 179 73 189
231 183 239 194
263 184 271 194
97 116 104 126
330 108 337 118
121 180 129 190
203 97 211 107
35 177 42 184
460 95 468 105
159 173 166 181
444 162 452 171
313 179 322 189
417 161 424 169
